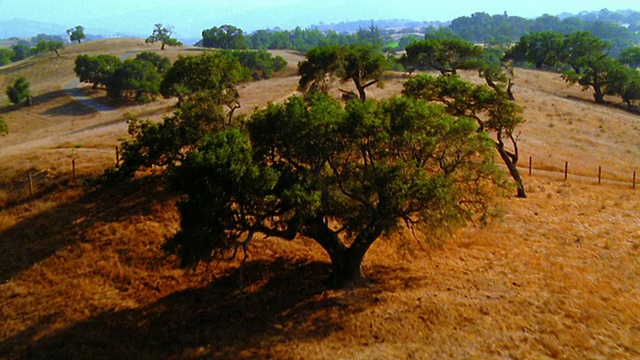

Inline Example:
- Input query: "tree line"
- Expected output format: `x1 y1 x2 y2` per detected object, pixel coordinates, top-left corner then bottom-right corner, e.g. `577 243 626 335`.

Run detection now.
73 49 287 103
505 31 640 109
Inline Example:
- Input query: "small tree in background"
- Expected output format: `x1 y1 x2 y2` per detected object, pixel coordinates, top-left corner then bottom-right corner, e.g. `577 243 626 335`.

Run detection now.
146 24 182 50
5 76 31 106
67 26 86 44
0 116 8 135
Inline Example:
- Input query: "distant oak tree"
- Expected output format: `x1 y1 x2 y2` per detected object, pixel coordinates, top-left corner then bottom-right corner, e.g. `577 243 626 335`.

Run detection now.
146 24 182 50
67 26 86 44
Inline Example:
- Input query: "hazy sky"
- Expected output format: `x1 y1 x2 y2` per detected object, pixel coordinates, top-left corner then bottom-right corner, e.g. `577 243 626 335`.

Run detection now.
1 0 639 38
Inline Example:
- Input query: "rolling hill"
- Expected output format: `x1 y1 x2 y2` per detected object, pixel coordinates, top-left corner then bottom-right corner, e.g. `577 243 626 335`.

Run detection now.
0 39 639 359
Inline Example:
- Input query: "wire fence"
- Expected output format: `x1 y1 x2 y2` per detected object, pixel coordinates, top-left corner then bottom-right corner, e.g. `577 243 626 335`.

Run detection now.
15 150 639 202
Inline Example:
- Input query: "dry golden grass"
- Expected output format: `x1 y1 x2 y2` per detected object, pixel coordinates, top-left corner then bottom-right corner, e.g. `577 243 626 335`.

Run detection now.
1 39 639 359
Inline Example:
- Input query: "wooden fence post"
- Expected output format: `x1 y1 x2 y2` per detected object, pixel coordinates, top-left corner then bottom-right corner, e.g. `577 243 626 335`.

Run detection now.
598 166 601 185
72 159 76 179
529 156 532 176
564 162 568 180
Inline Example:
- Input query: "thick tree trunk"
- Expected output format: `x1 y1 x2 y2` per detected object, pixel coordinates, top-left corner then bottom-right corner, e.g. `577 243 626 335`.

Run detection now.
303 216 378 288
496 142 526 198
354 81 366 102
593 86 604 104
327 246 368 288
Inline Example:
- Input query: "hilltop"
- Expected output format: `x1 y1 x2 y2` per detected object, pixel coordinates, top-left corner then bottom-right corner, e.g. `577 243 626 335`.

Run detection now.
0 39 639 359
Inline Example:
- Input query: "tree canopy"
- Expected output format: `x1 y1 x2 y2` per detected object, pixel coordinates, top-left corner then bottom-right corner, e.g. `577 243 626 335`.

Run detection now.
74 54 122 89
403 74 526 197
200 25 247 49
403 38 483 75
298 44 387 101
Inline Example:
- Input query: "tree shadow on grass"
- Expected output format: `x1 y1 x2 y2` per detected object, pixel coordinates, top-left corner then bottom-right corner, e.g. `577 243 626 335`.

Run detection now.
0 176 171 284
1 259 405 359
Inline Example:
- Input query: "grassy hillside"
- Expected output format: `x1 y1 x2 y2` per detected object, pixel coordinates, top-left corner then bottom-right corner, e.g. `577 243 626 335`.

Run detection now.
1 39 639 359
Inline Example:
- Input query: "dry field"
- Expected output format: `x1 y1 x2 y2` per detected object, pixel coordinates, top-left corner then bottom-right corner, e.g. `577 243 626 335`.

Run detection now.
0 40 639 359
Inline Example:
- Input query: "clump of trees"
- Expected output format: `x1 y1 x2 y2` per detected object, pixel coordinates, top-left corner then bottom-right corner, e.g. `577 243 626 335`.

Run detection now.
5 76 31 106
507 31 640 109
200 25 247 49
73 48 287 104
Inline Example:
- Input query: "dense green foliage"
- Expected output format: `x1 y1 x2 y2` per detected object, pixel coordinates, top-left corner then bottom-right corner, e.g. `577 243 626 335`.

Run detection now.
508 31 640 108
106 59 163 101
146 24 182 50
403 74 526 197
220 50 287 80
298 44 387 101
200 25 247 49
159 52 247 108
135 51 171 74
618 46 640 68
0 48 15 66
445 10 638 56
403 38 483 75
10 43 32 62
244 25 388 52
5 76 31 106
67 26 86 44
74 54 122 89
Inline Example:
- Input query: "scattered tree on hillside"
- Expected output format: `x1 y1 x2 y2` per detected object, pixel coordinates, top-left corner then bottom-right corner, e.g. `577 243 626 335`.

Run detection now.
0 116 8 135
67 26 86 44
34 40 64 57
200 25 248 49
403 74 527 197
403 38 483 75
146 24 182 50
5 76 31 106
74 54 121 89
298 44 387 101
560 31 614 104
161 94 503 287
